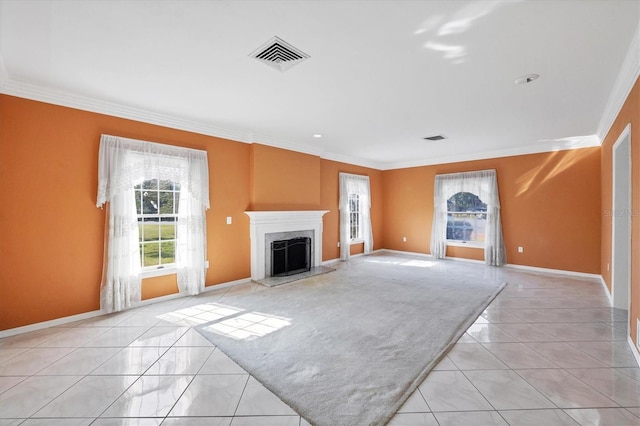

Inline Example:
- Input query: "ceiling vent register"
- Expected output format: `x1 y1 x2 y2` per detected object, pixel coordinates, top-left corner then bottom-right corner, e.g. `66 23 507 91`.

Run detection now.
250 36 310 72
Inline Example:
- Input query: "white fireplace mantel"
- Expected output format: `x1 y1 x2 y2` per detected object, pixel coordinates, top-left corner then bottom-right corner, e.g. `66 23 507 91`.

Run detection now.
245 210 329 281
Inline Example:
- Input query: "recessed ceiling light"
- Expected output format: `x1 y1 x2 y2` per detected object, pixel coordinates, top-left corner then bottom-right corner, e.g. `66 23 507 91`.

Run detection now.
313 134 323 138
515 74 539 84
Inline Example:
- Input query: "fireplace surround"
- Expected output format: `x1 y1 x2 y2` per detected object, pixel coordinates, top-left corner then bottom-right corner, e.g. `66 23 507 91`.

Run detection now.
245 210 329 281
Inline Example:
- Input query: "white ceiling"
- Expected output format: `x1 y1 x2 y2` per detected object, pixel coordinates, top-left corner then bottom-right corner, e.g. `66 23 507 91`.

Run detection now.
1 0 639 169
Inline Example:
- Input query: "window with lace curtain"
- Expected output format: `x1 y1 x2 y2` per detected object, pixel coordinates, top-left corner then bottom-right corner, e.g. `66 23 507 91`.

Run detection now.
349 193 362 240
446 191 487 244
430 169 506 266
135 179 180 268
97 135 210 313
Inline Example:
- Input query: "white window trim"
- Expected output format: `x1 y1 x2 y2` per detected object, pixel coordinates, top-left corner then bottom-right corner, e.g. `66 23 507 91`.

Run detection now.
446 240 484 249
141 266 178 279
350 238 365 245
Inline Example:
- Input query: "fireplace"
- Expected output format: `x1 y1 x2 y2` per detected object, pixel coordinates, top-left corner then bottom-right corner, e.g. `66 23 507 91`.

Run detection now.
271 237 311 277
245 210 329 281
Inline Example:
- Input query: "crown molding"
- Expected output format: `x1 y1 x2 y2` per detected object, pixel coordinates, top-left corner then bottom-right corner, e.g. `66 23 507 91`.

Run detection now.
0 75 380 166
382 135 601 170
0 49 625 173
597 24 640 142
0 77 257 144
320 151 385 171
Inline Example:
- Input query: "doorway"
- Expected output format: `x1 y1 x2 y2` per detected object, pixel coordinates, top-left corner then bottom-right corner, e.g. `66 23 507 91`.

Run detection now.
611 123 631 314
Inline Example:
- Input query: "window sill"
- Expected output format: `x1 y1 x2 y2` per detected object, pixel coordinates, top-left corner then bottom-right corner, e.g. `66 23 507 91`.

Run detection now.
350 239 364 245
141 267 178 279
446 241 484 249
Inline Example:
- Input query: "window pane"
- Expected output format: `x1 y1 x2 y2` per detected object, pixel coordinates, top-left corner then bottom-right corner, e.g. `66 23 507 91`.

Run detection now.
159 180 173 190
447 213 486 242
160 241 175 264
142 190 158 214
136 178 179 268
160 222 175 240
135 190 142 214
159 191 174 214
142 179 158 190
138 218 144 242
349 193 361 240
447 192 487 212
142 242 160 267
142 218 160 241
174 193 180 213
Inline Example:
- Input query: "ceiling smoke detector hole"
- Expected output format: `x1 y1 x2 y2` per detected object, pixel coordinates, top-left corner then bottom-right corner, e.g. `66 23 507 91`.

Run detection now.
515 74 539 84
424 134 447 141
250 36 310 72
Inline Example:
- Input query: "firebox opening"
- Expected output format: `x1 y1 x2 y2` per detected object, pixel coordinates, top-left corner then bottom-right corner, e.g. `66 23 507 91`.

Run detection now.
271 237 311 277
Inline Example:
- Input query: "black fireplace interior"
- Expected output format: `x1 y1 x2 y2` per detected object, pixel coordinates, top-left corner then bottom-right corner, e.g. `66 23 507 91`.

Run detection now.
271 237 311 277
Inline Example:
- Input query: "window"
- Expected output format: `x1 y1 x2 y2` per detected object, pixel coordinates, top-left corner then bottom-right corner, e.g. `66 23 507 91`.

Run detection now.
429 169 506 266
338 172 373 260
446 192 487 243
135 179 180 269
349 193 361 240
97 134 210 312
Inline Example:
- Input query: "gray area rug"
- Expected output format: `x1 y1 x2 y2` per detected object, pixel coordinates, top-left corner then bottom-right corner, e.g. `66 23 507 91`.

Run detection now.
196 254 506 425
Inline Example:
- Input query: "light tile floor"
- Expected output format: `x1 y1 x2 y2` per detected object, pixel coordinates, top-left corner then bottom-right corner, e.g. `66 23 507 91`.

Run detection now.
1 253 639 425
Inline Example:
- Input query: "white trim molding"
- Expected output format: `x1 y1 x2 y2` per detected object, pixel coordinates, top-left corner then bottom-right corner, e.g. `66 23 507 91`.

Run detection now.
505 263 602 280
629 335 640 367
0 277 251 339
600 275 613 306
598 25 640 142
245 210 329 281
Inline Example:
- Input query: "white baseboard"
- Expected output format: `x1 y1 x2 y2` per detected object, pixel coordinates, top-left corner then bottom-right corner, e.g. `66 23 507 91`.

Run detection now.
0 277 252 339
378 249 432 258
599 276 613 305
321 249 386 266
505 263 602 280
628 335 640 367
0 309 104 339
203 277 252 291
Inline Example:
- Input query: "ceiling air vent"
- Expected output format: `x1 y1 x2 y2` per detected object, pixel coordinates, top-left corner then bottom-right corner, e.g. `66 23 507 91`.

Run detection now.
250 36 310 72
423 134 447 141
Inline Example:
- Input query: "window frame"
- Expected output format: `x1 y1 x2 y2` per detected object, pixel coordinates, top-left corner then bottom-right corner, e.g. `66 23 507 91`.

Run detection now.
445 191 487 248
348 192 364 243
135 178 180 277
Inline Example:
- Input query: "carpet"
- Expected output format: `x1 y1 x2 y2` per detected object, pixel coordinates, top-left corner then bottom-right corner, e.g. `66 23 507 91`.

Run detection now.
195 253 506 425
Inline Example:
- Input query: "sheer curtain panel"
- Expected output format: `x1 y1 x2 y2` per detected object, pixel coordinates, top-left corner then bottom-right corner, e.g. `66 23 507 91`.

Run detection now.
430 169 506 266
97 135 210 312
339 173 373 260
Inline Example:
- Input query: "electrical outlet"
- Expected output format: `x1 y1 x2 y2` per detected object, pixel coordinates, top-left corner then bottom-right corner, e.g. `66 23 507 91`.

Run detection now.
518 246 523 253
337 241 340 247
402 236 407 242
226 216 232 225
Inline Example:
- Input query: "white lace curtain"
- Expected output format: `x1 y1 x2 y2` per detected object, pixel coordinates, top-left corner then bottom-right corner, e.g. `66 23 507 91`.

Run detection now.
430 169 506 266
339 173 373 260
97 135 210 312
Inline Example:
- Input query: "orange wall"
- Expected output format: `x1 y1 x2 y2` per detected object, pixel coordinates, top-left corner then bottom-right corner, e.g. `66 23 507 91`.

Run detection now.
0 95 252 330
383 148 602 274
601 76 640 348
249 144 321 210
